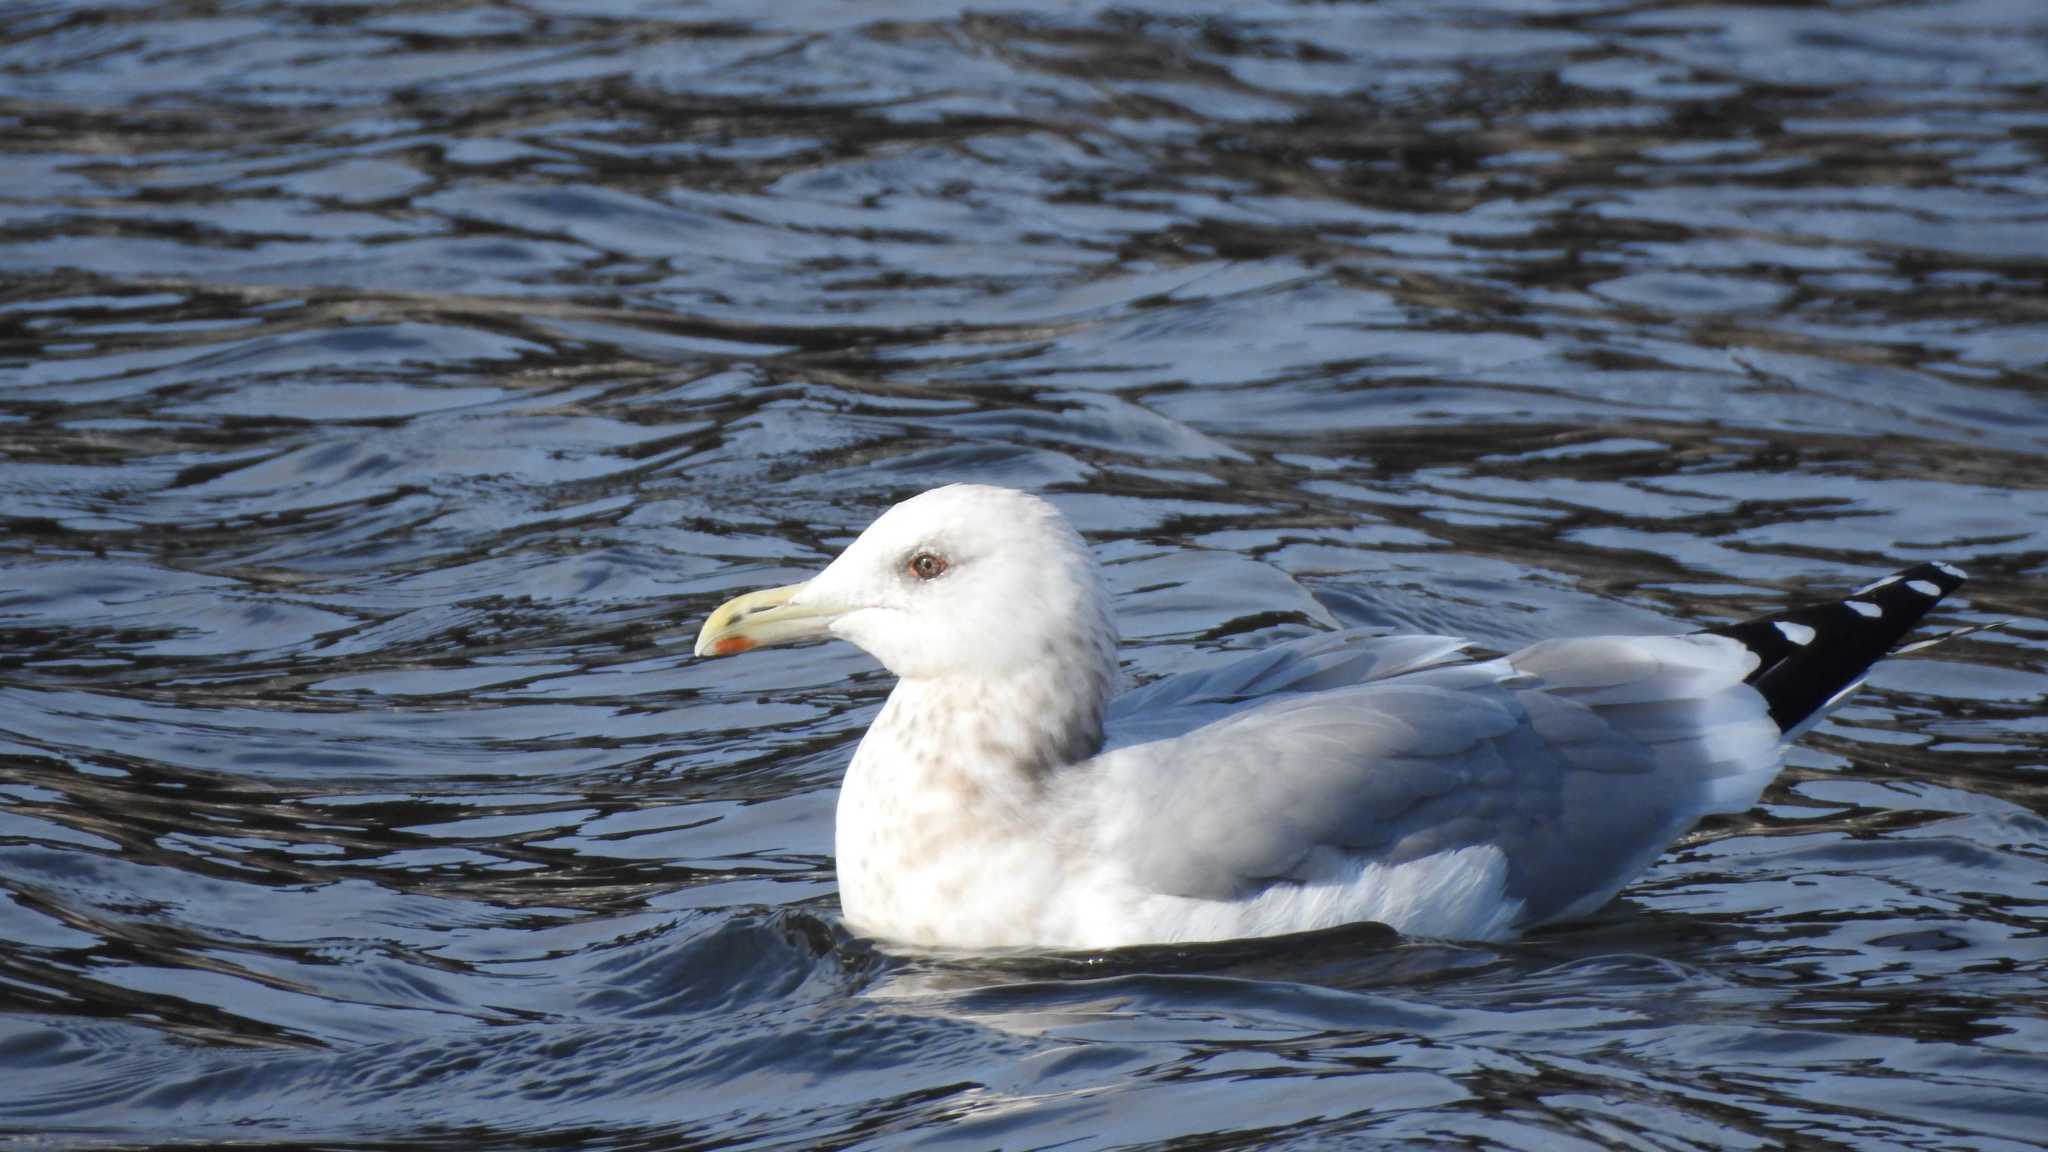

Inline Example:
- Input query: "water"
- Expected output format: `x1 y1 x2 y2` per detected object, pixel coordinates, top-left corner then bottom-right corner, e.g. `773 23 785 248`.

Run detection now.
3 0 2046 1146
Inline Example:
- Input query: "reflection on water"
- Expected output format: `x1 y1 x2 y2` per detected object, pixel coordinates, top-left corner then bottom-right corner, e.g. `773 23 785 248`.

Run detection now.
2 0 2046 1146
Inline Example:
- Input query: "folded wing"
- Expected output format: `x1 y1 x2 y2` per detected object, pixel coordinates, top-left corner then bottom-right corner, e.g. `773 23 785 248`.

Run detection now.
1077 563 1970 937
1082 630 1779 930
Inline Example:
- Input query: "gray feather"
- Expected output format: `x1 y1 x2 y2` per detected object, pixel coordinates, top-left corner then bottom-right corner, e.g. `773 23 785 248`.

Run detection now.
1075 628 1778 925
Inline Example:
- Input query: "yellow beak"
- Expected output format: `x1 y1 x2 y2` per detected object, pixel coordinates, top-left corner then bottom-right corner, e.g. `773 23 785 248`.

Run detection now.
693 583 838 657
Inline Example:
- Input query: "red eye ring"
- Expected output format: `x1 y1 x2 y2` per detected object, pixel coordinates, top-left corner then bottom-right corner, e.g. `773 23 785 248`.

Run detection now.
908 551 947 580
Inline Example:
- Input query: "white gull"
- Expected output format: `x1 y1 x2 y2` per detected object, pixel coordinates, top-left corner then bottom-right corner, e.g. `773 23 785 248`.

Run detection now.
694 484 1969 950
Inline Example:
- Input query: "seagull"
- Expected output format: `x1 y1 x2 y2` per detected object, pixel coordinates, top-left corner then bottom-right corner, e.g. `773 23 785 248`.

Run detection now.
694 484 1972 950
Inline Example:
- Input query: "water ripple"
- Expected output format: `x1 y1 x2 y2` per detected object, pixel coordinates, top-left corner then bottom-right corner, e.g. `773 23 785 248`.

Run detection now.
3 0 2045 1147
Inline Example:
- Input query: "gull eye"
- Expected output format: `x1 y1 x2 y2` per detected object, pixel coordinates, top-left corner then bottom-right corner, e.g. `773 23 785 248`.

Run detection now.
908 551 948 581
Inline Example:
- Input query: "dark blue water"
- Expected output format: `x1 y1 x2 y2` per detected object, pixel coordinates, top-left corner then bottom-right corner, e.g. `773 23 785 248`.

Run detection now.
3 1 2046 1147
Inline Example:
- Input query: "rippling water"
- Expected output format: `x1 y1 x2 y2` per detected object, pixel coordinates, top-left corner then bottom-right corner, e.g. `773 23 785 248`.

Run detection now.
3 0 2046 1146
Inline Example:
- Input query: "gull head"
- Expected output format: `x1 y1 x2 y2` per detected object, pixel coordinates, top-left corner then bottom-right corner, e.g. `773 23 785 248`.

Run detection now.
695 485 1115 682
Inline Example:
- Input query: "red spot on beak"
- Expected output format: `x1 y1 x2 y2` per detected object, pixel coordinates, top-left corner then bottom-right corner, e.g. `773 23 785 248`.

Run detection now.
712 635 756 656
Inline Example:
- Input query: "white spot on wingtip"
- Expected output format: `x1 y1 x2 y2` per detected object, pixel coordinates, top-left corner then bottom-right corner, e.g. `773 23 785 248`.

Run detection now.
1845 600 1881 618
1906 579 1941 597
1774 621 1817 645
1934 561 1966 580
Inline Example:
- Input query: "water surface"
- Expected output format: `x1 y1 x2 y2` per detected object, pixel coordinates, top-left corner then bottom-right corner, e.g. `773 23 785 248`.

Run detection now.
2 1 2046 1147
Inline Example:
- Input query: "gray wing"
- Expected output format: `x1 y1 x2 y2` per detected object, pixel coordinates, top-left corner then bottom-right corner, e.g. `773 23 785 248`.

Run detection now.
1080 633 1779 926
1104 631 1474 748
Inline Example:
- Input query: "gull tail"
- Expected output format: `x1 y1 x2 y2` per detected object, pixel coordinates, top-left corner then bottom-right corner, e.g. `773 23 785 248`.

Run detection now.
1701 562 1973 740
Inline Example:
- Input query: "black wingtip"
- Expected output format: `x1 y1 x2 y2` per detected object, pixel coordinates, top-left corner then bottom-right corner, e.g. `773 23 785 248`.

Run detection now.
1701 562 1968 732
